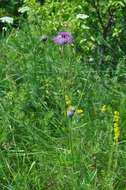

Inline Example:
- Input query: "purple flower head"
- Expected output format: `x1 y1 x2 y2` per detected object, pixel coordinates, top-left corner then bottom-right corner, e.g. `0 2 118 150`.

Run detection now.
53 31 73 45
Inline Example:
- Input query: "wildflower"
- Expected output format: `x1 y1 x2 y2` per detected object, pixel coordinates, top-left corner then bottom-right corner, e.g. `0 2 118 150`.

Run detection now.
100 105 108 113
67 106 75 118
89 57 94 63
2 27 7 32
65 95 83 118
18 6 30 13
114 111 120 116
113 111 120 144
76 13 89 20
53 32 73 45
0 16 14 24
76 109 83 114
65 95 71 106
113 111 120 122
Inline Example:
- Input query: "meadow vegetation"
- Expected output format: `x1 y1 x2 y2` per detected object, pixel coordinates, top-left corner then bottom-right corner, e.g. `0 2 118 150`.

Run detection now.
0 0 126 189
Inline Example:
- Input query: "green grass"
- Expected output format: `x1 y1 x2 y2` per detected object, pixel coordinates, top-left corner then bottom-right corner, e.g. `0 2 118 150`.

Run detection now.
0 25 126 190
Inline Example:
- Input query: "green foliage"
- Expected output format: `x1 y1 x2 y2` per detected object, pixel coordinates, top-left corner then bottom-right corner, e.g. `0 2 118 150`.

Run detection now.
0 0 23 32
1 1 126 189
0 0 23 15
1 0 126 66
19 0 126 66
0 22 126 189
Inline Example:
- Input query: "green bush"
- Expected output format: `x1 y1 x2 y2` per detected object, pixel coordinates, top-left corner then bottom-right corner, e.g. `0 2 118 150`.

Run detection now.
21 0 126 67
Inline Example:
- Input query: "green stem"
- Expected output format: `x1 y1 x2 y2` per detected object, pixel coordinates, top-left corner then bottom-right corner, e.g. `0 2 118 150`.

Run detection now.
68 119 75 171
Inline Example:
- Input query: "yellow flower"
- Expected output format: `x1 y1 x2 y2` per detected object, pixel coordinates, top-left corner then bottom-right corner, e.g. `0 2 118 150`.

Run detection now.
76 109 84 114
100 105 107 113
114 111 119 116
113 116 119 123
113 122 119 128
65 95 71 106
114 127 120 143
64 95 83 118
113 111 120 122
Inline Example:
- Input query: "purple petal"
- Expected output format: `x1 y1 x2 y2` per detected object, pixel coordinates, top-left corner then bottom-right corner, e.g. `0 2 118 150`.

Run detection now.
53 31 73 45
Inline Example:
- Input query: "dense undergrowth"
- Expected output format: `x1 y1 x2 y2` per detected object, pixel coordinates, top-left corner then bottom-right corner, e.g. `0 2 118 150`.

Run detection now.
0 0 126 190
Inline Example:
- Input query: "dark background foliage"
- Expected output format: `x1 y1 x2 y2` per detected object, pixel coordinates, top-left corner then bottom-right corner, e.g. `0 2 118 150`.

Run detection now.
0 0 126 68
0 0 23 15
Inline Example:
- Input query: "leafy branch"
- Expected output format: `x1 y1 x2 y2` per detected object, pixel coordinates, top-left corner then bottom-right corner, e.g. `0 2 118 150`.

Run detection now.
92 0 115 64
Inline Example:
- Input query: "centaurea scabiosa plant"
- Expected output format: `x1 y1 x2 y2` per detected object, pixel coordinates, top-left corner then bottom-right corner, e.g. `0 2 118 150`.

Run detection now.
53 32 73 45
53 31 73 56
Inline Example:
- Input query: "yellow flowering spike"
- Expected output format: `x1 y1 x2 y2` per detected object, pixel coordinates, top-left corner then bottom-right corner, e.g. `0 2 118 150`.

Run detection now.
113 111 120 144
114 111 119 116
113 122 119 128
113 111 119 121
65 95 71 106
113 116 119 123
114 127 120 143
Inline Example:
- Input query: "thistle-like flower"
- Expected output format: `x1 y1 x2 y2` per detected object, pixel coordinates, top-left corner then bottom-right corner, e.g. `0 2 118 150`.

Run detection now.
53 32 73 45
0 16 13 24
